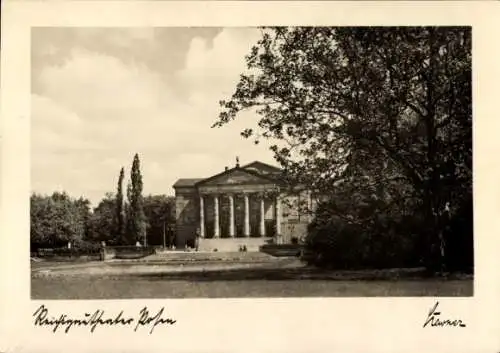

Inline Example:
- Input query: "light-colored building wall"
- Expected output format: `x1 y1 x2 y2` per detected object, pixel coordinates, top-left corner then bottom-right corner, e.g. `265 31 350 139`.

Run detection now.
175 187 198 247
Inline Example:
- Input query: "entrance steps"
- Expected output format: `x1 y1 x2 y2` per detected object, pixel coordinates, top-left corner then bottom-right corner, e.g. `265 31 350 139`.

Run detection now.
145 250 276 263
198 237 273 252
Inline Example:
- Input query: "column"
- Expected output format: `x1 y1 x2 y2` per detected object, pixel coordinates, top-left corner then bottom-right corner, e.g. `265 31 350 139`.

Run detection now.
199 195 205 238
275 196 282 242
259 194 266 236
228 194 235 237
213 195 220 238
244 193 250 237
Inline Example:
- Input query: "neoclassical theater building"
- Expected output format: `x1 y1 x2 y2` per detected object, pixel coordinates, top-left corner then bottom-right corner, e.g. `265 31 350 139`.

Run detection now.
173 160 316 251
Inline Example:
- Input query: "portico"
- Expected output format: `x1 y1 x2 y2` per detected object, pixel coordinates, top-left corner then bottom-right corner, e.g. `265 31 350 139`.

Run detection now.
198 191 281 239
173 160 313 251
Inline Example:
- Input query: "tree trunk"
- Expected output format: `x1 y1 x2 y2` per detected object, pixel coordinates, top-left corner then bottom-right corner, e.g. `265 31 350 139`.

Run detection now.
422 27 446 273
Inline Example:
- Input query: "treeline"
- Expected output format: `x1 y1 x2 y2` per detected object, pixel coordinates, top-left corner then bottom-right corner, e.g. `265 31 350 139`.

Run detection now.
30 154 175 250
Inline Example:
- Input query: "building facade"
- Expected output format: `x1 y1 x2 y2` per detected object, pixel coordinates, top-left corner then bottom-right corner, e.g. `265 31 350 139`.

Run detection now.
173 160 315 251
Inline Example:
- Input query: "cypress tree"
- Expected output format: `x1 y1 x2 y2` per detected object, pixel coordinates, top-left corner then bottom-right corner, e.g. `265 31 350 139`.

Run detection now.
125 180 133 245
114 167 125 244
126 154 147 245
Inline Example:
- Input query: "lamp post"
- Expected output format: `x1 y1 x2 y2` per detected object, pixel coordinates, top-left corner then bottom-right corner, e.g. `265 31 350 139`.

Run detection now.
168 224 175 249
163 221 166 249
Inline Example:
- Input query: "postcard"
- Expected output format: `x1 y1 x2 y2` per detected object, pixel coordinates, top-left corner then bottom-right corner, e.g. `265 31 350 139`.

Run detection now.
1 1 499 353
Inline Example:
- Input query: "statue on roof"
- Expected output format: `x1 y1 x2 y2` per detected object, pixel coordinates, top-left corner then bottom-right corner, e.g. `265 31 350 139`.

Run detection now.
236 156 240 167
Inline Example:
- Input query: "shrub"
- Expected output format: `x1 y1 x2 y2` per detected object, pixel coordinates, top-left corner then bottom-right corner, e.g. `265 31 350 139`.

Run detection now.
443 196 473 273
260 244 302 257
303 215 421 269
72 240 102 252
110 245 155 259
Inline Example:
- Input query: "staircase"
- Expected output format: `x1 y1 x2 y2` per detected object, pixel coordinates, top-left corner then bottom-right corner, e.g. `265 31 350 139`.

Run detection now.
143 250 276 263
197 236 273 252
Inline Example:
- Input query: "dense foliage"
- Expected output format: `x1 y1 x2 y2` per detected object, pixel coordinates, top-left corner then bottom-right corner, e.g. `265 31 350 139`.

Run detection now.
30 192 90 250
143 195 176 247
30 191 175 249
215 27 472 272
30 155 175 250
88 193 117 244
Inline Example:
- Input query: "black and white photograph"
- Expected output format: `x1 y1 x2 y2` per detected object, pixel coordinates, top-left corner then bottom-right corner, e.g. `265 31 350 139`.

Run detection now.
27 24 475 300
29 25 474 299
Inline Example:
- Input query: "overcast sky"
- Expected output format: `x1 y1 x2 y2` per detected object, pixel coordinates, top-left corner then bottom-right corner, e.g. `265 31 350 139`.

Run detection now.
31 27 276 206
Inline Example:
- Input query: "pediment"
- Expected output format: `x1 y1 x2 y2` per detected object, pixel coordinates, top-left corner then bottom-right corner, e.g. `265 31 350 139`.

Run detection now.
242 161 282 177
197 168 277 187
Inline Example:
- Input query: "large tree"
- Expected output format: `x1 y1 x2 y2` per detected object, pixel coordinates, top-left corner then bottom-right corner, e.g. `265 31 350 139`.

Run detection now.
126 154 147 245
30 192 90 249
143 195 175 247
88 192 117 244
75 196 92 241
214 27 472 270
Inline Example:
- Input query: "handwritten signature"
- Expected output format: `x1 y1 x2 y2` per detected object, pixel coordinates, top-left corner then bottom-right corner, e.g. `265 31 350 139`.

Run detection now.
33 304 176 334
423 301 466 328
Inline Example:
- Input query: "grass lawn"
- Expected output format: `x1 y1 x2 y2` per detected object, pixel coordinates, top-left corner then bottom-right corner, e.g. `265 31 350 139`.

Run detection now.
31 260 473 299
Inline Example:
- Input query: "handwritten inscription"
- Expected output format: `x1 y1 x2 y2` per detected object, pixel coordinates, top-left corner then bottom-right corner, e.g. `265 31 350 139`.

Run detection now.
135 307 177 334
33 304 176 334
423 301 466 328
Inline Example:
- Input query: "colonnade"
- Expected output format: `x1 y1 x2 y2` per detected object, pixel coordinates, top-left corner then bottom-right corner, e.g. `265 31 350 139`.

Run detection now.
199 193 281 238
